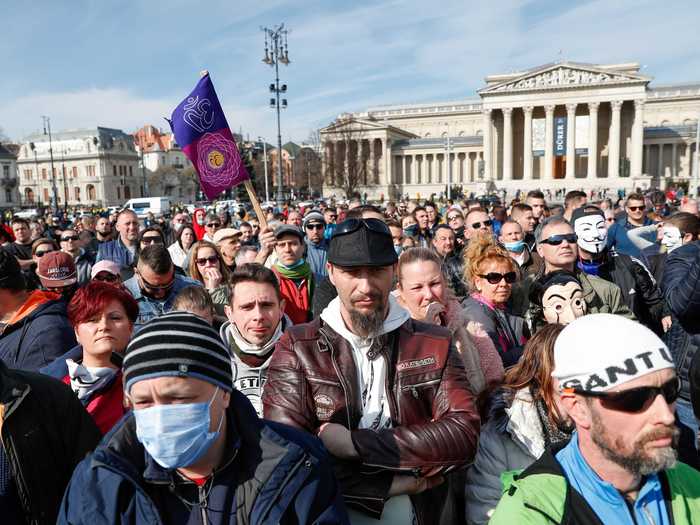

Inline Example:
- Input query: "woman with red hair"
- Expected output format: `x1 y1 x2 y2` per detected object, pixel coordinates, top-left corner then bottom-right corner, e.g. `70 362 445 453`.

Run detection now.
42 281 138 434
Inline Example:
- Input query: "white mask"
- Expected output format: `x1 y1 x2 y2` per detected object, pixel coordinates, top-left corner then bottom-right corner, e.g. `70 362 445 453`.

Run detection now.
661 225 683 253
574 214 607 254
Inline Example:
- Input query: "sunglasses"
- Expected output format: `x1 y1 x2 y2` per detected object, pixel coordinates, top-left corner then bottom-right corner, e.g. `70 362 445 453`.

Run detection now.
327 215 338 220
93 273 119 283
540 233 578 246
448 215 463 221
196 255 219 266
206 222 221 228
470 220 493 229
479 271 518 284
35 249 54 257
138 273 174 292
332 218 390 238
306 223 325 230
141 236 163 245
567 377 680 413
627 206 645 212
61 235 79 242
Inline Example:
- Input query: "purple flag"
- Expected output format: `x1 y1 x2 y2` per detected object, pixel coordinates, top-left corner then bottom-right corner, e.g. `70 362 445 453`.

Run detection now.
169 72 249 199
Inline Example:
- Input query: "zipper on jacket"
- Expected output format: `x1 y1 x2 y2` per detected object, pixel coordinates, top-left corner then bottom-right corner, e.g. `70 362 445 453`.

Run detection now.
329 343 352 429
306 376 342 388
199 485 208 525
400 378 441 399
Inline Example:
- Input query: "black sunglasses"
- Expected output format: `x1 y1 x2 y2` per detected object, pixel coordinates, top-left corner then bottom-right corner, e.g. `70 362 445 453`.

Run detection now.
627 206 645 212
306 223 325 230
61 235 80 242
141 236 163 245
471 219 493 229
35 249 54 257
568 377 680 413
540 233 578 246
196 255 219 266
93 273 119 283
480 271 518 285
447 215 463 221
138 273 174 292
206 222 221 228
332 218 390 238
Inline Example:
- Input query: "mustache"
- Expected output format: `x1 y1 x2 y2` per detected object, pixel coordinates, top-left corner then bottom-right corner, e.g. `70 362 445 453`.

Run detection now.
350 292 382 303
638 426 679 447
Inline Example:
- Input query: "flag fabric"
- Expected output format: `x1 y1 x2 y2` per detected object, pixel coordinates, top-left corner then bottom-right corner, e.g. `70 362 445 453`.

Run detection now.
169 73 249 199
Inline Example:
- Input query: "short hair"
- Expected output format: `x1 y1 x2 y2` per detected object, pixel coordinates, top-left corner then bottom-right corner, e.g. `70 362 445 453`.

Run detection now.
346 204 383 220
205 212 219 223
239 221 251 229
412 206 426 219
433 224 454 236
116 209 137 222
139 226 165 245
11 217 29 228
136 244 173 275
499 219 522 233
564 190 587 208
31 237 58 255
526 190 545 200
229 263 281 302
510 203 533 218
626 192 645 205
549 204 565 216
235 245 259 265
385 219 402 229
172 285 216 319
397 247 442 283
666 212 700 239
534 215 571 245
0 249 25 291
67 281 139 327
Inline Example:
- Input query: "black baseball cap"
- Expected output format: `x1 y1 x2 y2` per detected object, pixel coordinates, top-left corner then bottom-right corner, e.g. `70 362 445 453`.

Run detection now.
328 218 397 267
274 224 304 241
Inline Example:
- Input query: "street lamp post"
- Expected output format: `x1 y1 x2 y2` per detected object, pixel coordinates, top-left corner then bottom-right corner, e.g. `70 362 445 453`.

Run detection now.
41 116 60 213
693 112 700 197
259 137 270 202
445 134 452 200
261 24 290 205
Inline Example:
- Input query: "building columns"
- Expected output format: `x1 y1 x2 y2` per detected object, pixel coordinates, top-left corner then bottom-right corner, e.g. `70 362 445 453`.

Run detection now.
588 102 599 179
608 100 623 180
383 139 391 186
482 109 493 180
658 144 665 177
672 143 678 178
503 107 513 181
566 103 577 179
645 145 650 175
631 100 645 178
523 106 533 180
544 105 555 181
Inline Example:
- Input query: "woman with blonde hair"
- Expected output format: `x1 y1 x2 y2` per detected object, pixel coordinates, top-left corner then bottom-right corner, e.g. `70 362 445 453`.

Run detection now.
396 247 504 395
465 324 572 524
462 233 528 367
187 240 230 315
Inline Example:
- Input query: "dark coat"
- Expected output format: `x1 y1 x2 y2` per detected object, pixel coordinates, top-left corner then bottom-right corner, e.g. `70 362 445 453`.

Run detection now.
0 360 101 524
58 388 349 525
0 298 77 371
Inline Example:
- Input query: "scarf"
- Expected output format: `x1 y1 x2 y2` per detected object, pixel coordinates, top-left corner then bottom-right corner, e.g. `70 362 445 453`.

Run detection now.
66 359 118 400
577 258 602 276
274 259 314 301
225 318 285 367
533 393 574 450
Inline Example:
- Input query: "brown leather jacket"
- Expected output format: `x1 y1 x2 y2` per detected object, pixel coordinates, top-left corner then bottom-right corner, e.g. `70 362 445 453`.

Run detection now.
262 317 480 523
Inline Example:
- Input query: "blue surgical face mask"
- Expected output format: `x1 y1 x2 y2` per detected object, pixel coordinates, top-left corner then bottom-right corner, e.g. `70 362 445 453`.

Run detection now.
504 240 525 253
403 224 418 237
134 387 224 469
394 244 403 256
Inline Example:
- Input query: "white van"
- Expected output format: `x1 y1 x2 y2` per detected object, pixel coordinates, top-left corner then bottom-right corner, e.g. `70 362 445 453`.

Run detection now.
123 197 172 218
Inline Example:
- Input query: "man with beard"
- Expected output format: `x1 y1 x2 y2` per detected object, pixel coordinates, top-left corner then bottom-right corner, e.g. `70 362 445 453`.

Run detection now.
97 210 139 268
263 217 479 523
491 314 700 524
220 264 291 417
95 216 113 243
571 207 666 335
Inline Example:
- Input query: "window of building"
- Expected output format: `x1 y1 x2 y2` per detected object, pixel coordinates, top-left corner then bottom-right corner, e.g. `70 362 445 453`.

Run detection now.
74 187 80 201
113 165 117 176
5 189 12 202
72 166 78 178
42 168 47 180
129 166 133 176
2 165 9 177
124 186 131 199
24 169 32 180
117 186 121 200
43 188 49 202
87 184 96 201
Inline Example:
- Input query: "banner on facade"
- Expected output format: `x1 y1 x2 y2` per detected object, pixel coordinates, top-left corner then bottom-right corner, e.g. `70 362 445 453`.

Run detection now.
575 115 589 155
532 118 545 157
554 116 566 156
168 72 250 199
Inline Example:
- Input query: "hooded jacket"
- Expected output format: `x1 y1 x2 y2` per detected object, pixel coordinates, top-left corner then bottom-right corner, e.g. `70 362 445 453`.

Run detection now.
58 388 349 525
0 291 77 371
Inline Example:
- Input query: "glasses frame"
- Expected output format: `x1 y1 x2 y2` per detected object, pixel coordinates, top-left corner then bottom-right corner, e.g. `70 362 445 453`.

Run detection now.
470 219 493 229
479 271 518 285
540 233 578 246
137 271 175 293
566 377 680 413
332 218 390 239
61 235 80 242
196 255 220 266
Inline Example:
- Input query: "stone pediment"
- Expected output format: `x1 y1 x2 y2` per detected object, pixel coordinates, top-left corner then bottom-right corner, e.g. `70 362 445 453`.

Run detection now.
321 117 417 139
479 64 651 95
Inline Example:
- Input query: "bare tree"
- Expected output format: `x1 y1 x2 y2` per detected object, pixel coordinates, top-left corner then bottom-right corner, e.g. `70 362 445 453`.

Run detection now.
323 116 371 199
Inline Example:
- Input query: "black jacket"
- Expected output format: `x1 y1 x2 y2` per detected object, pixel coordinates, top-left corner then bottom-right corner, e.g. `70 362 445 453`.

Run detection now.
0 360 100 524
442 252 467 299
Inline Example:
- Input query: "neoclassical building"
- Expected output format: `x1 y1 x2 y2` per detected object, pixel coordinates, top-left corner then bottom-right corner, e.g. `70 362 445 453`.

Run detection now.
321 61 700 200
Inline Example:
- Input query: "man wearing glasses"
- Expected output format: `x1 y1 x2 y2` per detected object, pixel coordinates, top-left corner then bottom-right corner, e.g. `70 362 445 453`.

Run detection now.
324 207 338 240
607 193 654 257
491 314 700 524
59 228 94 286
528 216 633 320
123 244 200 328
264 217 479 523
303 210 328 279
464 208 494 242
202 212 222 243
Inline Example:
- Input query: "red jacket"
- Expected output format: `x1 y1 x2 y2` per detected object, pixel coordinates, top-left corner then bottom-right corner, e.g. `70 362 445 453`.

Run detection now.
62 372 126 435
271 268 311 325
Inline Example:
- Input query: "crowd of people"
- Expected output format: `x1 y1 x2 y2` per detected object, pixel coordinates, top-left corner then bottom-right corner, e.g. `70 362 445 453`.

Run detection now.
1 188 700 523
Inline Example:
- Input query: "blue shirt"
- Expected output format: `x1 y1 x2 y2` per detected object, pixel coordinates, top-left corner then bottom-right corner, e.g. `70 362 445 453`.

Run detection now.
305 238 328 279
607 215 654 257
557 433 670 525
123 274 202 328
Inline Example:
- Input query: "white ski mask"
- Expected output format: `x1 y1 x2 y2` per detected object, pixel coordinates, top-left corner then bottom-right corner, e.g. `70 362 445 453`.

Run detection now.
573 213 607 254
661 225 683 253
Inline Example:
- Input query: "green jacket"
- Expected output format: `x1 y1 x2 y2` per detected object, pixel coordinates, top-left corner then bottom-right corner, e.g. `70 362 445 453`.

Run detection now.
490 448 700 525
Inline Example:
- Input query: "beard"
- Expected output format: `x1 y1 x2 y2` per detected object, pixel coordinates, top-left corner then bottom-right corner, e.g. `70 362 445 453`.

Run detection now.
590 406 678 476
346 294 386 338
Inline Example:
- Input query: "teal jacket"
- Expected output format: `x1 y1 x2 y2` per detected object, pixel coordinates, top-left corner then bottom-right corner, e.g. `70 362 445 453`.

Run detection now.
490 448 700 524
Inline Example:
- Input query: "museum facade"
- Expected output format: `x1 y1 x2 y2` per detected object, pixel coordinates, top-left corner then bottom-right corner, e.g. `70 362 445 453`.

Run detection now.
320 61 700 200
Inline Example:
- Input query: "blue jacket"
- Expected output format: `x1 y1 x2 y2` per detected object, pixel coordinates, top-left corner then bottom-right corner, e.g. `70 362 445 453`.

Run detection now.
96 238 136 268
58 389 349 525
305 238 329 279
0 296 77 372
123 274 202 327
606 215 653 257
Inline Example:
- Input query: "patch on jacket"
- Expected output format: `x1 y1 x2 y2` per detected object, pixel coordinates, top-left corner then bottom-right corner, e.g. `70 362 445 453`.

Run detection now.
314 393 335 420
396 356 436 372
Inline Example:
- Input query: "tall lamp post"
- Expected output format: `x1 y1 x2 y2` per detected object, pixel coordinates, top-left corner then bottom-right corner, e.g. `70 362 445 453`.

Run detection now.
258 136 270 203
693 111 700 197
261 24 290 204
41 116 60 213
